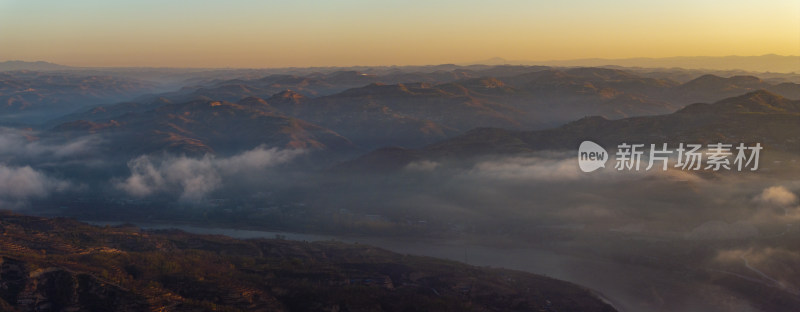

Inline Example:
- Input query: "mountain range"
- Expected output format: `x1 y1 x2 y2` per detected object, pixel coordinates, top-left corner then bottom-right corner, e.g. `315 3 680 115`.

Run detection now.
7 55 799 74
0 71 157 123
45 67 800 155
475 55 800 74
340 90 800 171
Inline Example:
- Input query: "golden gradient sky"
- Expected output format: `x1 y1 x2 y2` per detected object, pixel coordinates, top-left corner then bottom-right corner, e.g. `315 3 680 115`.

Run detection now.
1 0 798 68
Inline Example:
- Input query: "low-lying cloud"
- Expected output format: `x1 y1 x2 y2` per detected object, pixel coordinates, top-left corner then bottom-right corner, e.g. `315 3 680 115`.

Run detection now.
755 186 798 207
459 153 704 183
404 160 440 172
0 127 101 160
0 164 72 208
115 146 303 202
466 156 581 181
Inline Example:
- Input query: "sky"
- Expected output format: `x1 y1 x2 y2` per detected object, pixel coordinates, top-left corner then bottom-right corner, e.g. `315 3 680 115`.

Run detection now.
1 0 798 68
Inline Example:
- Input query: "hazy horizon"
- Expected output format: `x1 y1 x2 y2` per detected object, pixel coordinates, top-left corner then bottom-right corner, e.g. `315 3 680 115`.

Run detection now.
2 0 797 68
1 54 798 70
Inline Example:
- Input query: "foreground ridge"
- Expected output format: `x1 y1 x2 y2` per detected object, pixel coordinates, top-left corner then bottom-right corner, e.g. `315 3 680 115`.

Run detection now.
0 211 615 312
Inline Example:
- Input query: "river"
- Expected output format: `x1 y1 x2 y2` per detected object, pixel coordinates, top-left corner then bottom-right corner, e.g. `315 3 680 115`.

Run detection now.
87 221 760 312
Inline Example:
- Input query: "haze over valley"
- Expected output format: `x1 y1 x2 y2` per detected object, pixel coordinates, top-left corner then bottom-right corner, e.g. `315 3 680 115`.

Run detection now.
2 0 800 311
0 58 798 311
